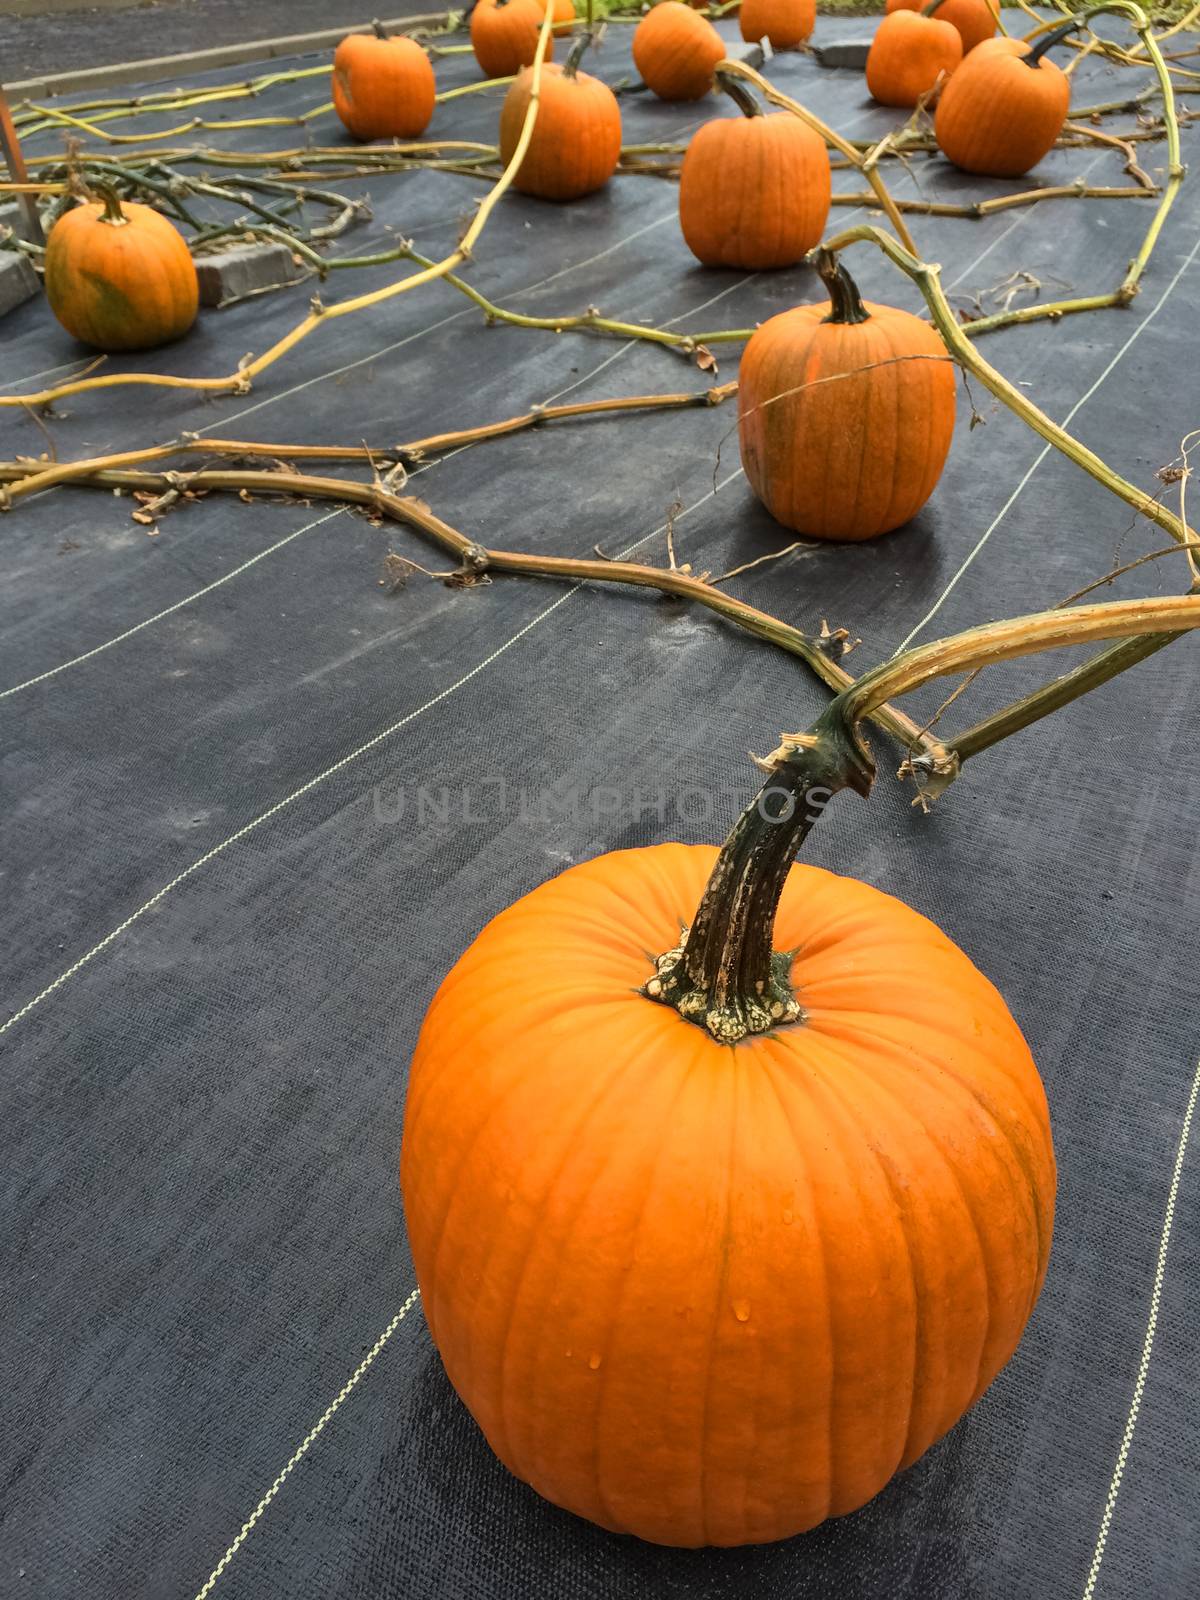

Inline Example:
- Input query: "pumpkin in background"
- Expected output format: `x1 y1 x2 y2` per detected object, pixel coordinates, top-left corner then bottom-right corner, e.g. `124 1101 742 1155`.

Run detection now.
633 2 726 101
401 834 1056 1545
885 0 998 56
533 0 577 33
679 76 830 268
331 25 435 141
471 0 553 78
865 6 962 106
740 0 816 50
43 188 198 352
500 35 622 200
738 252 956 540
935 23 1075 176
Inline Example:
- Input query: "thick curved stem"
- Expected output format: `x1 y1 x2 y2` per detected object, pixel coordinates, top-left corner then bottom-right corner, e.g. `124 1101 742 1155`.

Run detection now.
1024 17 1082 65
815 248 871 325
645 710 873 1043
714 67 763 118
657 592 1200 1041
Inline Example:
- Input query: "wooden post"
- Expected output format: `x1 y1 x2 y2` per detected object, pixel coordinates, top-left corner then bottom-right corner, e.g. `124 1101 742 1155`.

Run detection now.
0 84 44 245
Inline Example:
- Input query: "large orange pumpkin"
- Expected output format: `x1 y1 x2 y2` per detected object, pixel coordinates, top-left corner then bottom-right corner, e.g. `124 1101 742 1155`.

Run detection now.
740 0 816 50
499 36 622 200
43 188 199 352
865 6 963 106
331 26 436 141
632 2 726 102
679 77 830 269
737 251 957 540
885 0 999 56
471 0 553 78
935 24 1074 176
402 820 1055 1544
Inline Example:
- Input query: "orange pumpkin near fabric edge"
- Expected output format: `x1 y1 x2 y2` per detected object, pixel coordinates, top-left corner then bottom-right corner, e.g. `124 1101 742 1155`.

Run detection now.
866 4 963 107
331 25 436 141
632 1 726 102
471 0 556 79
679 74 831 269
500 34 622 201
885 0 999 56
935 22 1076 177
737 251 957 541
401 820 1055 1546
43 188 199 352
740 0 816 50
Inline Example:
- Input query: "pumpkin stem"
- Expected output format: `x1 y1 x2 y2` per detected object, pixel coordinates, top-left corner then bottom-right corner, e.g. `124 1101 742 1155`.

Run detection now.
815 247 872 326
563 31 594 78
643 708 873 1044
371 17 388 37
714 68 764 118
920 0 947 15
1024 18 1083 66
95 184 129 226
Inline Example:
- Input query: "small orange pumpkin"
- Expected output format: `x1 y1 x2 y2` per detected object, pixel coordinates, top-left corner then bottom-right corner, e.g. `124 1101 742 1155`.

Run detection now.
739 0 816 50
738 251 957 541
935 23 1074 176
402 822 1055 1544
866 5 963 107
533 0 576 33
632 2 726 102
499 35 622 200
471 0 553 78
885 0 999 56
331 24 436 141
43 188 198 352
679 76 830 269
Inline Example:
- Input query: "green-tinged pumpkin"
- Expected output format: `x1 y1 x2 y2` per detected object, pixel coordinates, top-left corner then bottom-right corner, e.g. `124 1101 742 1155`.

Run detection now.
679 77 830 269
331 26 436 141
43 189 199 352
499 36 622 201
935 25 1074 177
632 2 726 101
401 830 1055 1545
737 253 957 540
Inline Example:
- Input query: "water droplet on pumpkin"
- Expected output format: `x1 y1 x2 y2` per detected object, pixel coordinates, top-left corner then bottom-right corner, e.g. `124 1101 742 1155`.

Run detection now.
781 1208 794 1226
564 1348 572 1358
732 1299 751 1323
588 1352 603 1370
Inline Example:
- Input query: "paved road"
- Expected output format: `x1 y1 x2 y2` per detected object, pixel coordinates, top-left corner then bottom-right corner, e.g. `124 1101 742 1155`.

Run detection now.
1 0 444 84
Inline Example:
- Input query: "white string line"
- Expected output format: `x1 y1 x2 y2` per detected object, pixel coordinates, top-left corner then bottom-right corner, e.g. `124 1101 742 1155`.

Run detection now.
0 508 346 700
536 268 763 407
1 273 757 702
894 225 1200 654
178 470 742 1596
212 208 682 433
1082 1054 1200 1600
6 354 102 393
188 1288 423 1600
0 472 742 1046
941 147 1112 293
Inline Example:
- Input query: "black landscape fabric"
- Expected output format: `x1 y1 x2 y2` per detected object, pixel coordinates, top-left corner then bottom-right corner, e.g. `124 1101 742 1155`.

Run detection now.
2 17 1199 1600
